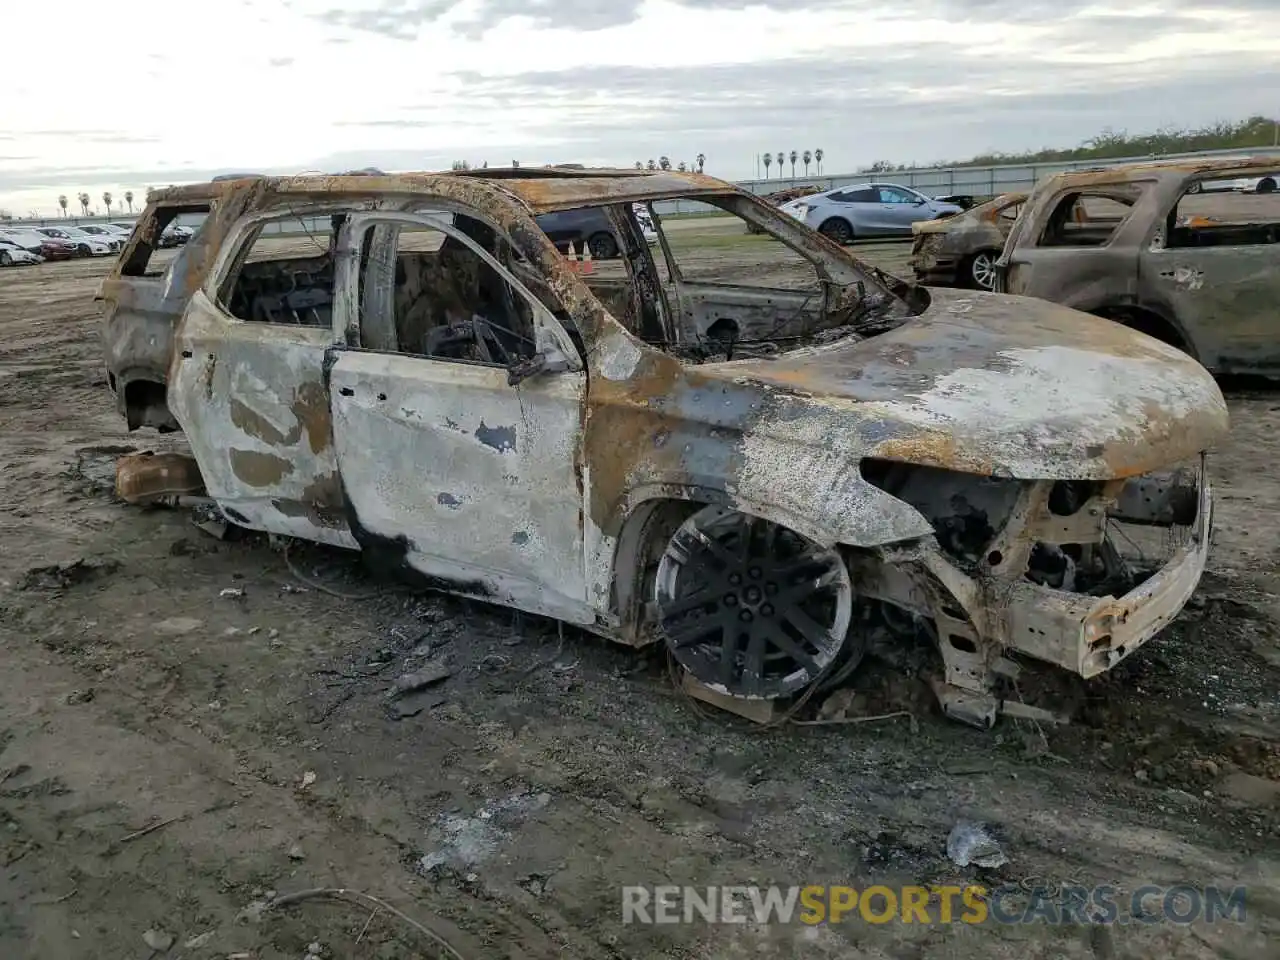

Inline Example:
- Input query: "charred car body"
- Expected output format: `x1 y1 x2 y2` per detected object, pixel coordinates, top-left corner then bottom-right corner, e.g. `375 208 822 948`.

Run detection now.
910 193 1026 290
98 167 1227 727
996 156 1280 375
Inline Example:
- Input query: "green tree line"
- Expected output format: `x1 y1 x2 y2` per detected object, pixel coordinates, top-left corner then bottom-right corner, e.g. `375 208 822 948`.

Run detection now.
860 115 1280 173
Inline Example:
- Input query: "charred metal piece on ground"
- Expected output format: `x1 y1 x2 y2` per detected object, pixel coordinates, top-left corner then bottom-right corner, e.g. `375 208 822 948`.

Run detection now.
995 155 1280 374
96 165 1227 727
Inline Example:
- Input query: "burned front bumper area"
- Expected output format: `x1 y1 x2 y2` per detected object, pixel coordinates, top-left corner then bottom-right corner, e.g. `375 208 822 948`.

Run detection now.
909 234 959 285
851 459 1211 726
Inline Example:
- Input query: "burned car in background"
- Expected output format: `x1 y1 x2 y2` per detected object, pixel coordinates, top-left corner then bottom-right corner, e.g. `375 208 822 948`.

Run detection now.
910 192 1026 290
996 156 1280 375
745 184 824 235
98 167 1226 727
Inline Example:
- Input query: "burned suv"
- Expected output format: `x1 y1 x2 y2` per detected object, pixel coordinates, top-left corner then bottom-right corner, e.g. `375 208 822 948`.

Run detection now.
996 156 1280 375
98 167 1226 727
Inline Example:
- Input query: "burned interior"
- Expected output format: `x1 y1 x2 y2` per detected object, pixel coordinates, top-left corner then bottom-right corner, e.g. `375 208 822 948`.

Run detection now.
97 167 1228 729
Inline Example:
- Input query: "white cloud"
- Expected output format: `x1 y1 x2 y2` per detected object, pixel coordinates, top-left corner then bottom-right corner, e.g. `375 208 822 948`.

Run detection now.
2 0 1278 215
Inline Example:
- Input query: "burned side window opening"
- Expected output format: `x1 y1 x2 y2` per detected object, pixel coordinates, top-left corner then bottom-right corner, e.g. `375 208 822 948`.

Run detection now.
220 214 336 327
355 215 542 367
998 202 1023 223
1038 192 1134 248
519 201 668 346
1168 176 1280 248
121 203 211 277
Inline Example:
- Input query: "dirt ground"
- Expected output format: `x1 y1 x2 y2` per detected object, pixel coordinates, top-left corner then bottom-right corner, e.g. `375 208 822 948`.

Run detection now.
0 233 1277 960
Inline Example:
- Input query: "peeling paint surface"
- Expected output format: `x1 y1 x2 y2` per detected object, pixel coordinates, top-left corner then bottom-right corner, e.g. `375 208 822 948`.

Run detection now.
1159 265 1205 290
328 349 590 622
168 289 356 548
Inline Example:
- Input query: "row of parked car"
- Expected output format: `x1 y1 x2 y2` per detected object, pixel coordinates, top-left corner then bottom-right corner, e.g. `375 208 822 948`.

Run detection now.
748 163 1278 297
0 220 194 266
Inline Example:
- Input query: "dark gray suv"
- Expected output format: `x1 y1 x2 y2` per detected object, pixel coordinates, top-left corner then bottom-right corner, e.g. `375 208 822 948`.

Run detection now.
534 206 628 259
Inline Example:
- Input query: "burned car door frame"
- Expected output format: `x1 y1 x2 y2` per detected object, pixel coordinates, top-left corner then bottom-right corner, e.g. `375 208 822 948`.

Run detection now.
1137 176 1280 375
997 185 1144 310
168 202 358 548
325 209 593 623
102 198 219 431
647 195 840 347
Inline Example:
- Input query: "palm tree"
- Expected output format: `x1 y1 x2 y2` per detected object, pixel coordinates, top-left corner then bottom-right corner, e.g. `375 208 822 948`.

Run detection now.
58 195 68 218
814 148 824 174
103 192 113 216
635 161 643 170
658 156 671 171
78 192 90 216
776 152 785 178
124 190 134 213
647 159 657 171
803 150 812 176
789 150 798 178
762 153 772 177
696 153 705 173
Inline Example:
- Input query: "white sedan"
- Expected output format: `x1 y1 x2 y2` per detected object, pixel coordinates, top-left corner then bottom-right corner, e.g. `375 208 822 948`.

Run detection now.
0 238 43 266
79 223 132 245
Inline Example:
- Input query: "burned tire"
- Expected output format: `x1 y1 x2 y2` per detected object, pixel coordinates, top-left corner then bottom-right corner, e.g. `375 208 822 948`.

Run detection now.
587 231 619 260
818 217 853 245
966 250 999 291
1258 177 1277 195
1186 182 1202 195
654 505 854 699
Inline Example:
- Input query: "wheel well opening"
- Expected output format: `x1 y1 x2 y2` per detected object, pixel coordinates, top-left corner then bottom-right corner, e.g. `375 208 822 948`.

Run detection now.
122 378 177 432
1093 306 1191 354
705 318 739 343
610 499 698 638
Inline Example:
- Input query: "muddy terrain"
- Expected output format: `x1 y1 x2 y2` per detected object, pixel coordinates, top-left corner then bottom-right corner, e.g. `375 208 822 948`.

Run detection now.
0 228 1276 959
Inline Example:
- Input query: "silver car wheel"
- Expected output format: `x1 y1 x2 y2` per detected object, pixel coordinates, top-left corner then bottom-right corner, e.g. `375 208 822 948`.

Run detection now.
970 251 998 291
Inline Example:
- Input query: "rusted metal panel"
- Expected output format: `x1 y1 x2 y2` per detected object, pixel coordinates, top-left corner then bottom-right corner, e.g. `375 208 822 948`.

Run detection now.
167 290 354 548
327 350 591 622
1048 155 1280 189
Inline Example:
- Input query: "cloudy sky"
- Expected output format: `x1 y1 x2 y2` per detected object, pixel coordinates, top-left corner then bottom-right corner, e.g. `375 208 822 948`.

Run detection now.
4 0 1278 216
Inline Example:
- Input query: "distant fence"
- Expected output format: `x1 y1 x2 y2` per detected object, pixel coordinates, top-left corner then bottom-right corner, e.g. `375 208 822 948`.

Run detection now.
650 144 1280 216
8 145 1280 228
